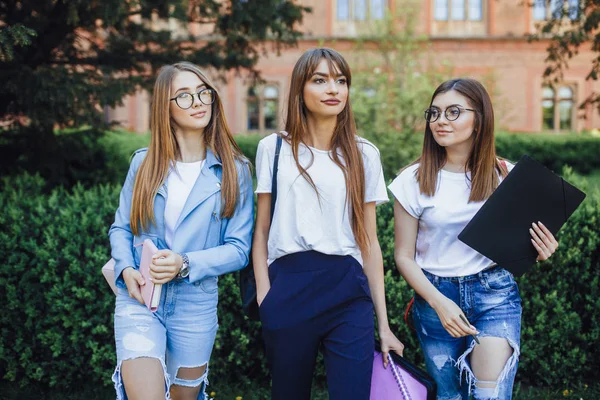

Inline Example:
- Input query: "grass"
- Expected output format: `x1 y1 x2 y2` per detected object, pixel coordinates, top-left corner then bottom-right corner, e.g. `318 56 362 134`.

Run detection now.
2 381 599 400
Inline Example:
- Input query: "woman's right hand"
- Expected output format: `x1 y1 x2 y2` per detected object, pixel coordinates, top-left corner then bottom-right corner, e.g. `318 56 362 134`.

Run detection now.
256 285 271 307
431 295 479 338
122 267 145 305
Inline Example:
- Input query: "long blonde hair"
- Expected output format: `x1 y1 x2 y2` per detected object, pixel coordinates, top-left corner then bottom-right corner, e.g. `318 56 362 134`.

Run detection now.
130 62 247 235
285 48 369 255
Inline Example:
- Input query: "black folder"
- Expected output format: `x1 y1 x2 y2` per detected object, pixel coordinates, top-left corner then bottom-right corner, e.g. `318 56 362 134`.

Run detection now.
458 155 586 277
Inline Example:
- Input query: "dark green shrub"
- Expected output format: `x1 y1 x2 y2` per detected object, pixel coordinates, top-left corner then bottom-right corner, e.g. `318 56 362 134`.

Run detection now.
0 129 150 190
495 133 600 174
516 169 600 386
1 141 598 391
234 133 264 167
0 174 119 387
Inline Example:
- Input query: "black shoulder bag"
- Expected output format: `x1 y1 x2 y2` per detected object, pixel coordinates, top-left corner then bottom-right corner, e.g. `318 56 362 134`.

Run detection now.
240 134 283 321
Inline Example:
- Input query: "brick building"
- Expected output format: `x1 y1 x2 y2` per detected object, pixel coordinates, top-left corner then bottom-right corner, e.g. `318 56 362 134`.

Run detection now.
107 0 600 134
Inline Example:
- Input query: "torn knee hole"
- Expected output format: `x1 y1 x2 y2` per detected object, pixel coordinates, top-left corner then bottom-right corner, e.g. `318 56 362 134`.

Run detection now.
176 363 207 381
475 380 497 389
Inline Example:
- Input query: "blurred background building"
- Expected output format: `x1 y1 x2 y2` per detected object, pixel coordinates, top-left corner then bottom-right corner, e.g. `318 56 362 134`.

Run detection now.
107 0 600 134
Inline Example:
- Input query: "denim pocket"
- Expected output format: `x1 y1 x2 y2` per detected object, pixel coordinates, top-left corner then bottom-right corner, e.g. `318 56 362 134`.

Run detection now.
483 270 515 293
199 276 218 294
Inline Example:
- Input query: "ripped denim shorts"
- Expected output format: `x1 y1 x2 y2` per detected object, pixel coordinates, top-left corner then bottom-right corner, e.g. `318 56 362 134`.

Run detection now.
413 266 522 400
113 277 219 400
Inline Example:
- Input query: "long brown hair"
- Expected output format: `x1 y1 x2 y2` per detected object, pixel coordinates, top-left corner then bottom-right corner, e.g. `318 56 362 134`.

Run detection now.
415 78 507 202
130 62 247 235
285 48 369 255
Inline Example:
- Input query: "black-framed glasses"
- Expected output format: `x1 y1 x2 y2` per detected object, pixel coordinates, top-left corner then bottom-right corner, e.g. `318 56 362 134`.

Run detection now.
424 105 475 123
170 88 215 109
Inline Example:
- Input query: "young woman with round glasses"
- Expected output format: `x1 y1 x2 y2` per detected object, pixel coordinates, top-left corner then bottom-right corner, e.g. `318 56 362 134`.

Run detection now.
389 78 558 399
252 48 404 399
109 62 253 400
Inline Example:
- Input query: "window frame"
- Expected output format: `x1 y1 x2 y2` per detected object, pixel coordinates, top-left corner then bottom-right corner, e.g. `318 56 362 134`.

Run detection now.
336 0 388 21
434 0 483 21
246 84 281 133
541 84 576 133
532 0 580 22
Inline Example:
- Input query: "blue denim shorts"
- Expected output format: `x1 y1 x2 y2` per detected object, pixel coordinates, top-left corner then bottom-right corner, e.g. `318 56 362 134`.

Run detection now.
112 276 219 400
413 266 522 400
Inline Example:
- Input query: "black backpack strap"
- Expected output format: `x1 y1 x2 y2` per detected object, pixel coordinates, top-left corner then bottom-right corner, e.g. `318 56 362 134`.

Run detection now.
269 134 283 225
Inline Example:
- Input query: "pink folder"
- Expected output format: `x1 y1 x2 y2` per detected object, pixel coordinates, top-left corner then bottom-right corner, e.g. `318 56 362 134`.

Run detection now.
102 239 162 312
370 351 432 399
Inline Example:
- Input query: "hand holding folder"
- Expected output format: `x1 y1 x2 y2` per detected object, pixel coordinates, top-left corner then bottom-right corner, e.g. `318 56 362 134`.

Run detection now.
101 239 163 311
458 155 586 277
138 239 162 312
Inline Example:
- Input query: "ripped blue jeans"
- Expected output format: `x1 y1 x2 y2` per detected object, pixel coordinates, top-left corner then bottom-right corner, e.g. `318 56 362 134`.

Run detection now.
113 277 219 400
413 266 522 400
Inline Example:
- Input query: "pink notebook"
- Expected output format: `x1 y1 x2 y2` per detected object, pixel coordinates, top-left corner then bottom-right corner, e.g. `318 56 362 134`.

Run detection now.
101 239 162 312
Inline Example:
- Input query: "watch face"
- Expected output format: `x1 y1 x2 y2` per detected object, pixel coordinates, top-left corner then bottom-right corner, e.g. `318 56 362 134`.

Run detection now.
180 266 190 278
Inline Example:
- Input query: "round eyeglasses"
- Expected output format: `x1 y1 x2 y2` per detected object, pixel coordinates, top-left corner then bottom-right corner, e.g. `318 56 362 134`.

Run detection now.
424 105 475 123
170 88 215 109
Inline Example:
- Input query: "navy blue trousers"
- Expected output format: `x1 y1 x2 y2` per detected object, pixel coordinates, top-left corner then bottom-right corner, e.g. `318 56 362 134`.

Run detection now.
259 251 375 400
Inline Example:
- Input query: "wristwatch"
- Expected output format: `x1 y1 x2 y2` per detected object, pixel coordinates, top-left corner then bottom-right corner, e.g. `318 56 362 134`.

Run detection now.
177 253 190 279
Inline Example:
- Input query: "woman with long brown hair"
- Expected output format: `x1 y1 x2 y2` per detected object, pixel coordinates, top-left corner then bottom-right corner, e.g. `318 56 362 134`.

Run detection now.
389 78 558 399
252 48 404 399
109 62 253 400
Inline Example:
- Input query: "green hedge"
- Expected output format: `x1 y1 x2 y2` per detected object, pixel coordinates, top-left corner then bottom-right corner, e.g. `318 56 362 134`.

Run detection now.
1 130 599 390
495 133 600 175
2 129 598 191
235 132 600 181
0 174 118 387
1 168 598 390
0 129 151 189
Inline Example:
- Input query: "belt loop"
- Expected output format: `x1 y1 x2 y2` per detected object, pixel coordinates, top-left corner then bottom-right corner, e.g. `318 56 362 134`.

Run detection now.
477 269 486 285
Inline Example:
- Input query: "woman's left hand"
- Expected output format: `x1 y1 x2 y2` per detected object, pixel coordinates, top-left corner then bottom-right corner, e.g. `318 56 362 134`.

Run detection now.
530 221 559 262
379 328 405 368
149 250 183 284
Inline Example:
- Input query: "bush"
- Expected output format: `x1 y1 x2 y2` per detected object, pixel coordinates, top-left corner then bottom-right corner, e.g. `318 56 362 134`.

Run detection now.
1 167 598 390
234 133 265 167
515 168 600 386
0 174 119 387
1 130 599 391
496 133 600 175
0 129 150 190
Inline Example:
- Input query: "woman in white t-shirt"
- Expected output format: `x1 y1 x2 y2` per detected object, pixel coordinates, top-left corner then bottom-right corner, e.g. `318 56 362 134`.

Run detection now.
389 78 558 400
109 62 253 400
252 48 404 400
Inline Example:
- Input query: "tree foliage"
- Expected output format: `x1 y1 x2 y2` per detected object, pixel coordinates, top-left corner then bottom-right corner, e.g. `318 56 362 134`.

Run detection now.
348 0 450 178
0 0 310 132
530 0 600 112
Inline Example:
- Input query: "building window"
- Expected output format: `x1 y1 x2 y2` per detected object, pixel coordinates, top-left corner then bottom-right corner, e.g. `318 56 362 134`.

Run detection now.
542 85 575 132
435 0 482 21
337 0 350 20
247 85 279 132
451 0 465 20
337 0 387 21
371 0 386 19
533 0 579 21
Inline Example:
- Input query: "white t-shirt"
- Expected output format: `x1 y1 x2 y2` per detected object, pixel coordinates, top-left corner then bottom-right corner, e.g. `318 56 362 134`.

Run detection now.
388 162 514 277
164 160 206 248
255 133 388 266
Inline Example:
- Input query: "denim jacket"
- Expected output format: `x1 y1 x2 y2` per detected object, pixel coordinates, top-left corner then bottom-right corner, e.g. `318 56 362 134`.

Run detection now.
109 147 253 289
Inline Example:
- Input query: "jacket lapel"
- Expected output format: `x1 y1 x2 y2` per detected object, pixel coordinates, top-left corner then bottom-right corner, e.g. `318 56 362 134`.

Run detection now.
173 148 222 231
